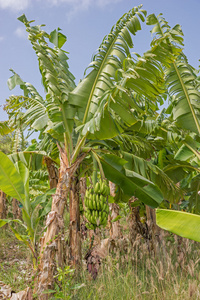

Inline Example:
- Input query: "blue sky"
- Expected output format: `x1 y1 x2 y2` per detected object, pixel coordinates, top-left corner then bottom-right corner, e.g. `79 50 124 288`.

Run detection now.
0 0 200 121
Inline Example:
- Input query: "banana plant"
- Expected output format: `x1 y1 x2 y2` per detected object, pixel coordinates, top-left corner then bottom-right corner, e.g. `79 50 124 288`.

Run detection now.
0 151 55 268
3 6 188 296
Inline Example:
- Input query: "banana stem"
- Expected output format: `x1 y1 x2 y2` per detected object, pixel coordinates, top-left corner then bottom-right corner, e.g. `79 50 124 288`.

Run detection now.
91 150 105 180
92 154 98 186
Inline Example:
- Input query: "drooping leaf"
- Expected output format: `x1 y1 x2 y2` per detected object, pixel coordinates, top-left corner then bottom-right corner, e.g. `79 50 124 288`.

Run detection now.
156 209 200 242
100 154 163 208
122 151 182 202
0 219 24 228
69 6 146 137
0 151 25 203
166 54 200 135
9 151 46 171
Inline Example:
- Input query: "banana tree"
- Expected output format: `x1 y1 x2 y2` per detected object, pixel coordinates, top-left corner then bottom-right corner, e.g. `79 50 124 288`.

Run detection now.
4 6 187 298
0 151 56 268
143 13 200 242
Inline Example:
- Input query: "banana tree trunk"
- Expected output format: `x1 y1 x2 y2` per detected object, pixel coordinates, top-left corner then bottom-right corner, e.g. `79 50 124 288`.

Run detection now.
109 182 121 239
79 177 87 239
44 156 58 189
128 197 147 244
12 198 21 219
36 148 84 299
0 190 6 219
129 198 141 244
146 206 161 256
69 175 82 266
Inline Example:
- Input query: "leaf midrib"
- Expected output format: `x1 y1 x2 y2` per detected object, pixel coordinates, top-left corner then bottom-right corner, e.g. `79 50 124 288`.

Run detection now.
82 18 136 125
173 61 200 135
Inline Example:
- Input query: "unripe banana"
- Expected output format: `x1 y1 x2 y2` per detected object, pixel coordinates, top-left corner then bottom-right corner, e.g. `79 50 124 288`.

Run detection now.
92 215 96 225
100 194 104 203
106 185 110 196
99 181 103 194
102 203 106 211
92 209 95 218
102 217 107 226
94 182 100 194
89 199 93 210
96 199 100 210
102 183 106 195
93 199 97 210
89 223 95 230
96 193 99 202
102 211 106 220
98 200 102 210
98 214 102 224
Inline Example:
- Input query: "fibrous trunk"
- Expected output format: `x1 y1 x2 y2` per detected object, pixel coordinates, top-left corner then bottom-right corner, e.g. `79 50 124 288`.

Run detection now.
12 198 21 219
44 156 58 189
69 175 82 267
79 177 87 239
128 197 148 245
146 206 161 256
0 190 6 219
109 182 121 239
36 148 82 299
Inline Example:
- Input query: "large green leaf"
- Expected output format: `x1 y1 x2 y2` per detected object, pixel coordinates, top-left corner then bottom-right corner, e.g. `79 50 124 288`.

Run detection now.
100 154 163 208
69 6 146 136
122 151 181 202
73 11 183 141
166 55 200 135
156 209 200 242
9 150 46 171
148 14 200 136
14 162 30 212
175 135 200 162
0 151 25 203
8 17 76 146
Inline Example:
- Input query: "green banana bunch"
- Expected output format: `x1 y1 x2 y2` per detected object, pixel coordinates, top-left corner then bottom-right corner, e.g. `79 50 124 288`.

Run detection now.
84 179 110 229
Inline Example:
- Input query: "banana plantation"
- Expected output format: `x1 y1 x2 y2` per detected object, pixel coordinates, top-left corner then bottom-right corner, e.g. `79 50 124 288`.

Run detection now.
1 5 200 299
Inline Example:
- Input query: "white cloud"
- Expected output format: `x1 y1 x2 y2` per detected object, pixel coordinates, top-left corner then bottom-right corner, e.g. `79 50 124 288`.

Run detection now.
0 0 30 12
45 0 122 18
15 27 27 39
0 0 122 15
46 0 121 8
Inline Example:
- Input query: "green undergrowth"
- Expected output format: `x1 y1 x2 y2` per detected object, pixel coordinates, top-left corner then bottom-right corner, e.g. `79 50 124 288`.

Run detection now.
72 235 200 300
72 253 200 300
0 228 32 292
1 227 200 299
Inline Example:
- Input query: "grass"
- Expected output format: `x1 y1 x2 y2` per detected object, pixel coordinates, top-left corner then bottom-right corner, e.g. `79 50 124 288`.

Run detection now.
72 235 200 300
73 259 200 299
0 228 32 292
1 226 200 299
